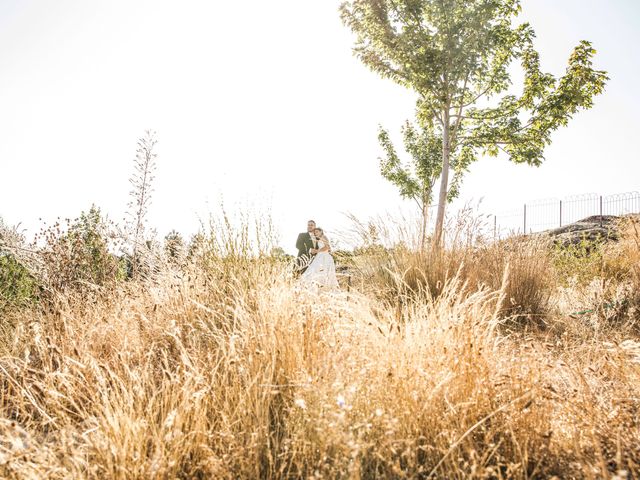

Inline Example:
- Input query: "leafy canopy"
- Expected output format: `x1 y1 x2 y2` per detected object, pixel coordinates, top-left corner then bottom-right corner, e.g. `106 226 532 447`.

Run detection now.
341 0 608 168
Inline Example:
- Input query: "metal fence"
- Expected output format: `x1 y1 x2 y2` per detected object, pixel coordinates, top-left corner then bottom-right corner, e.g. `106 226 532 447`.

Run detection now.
493 191 640 238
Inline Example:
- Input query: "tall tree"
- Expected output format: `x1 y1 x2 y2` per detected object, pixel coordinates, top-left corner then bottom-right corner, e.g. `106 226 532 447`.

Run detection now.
340 0 608 247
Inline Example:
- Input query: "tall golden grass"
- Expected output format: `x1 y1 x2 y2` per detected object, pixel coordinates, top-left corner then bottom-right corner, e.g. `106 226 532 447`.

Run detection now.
0 214 639 479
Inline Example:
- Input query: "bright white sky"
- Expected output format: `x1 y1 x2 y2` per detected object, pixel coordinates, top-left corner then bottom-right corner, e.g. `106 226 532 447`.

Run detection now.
1 0 638 253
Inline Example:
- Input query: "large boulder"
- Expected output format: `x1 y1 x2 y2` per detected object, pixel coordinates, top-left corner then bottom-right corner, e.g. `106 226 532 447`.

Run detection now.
546 215 623 246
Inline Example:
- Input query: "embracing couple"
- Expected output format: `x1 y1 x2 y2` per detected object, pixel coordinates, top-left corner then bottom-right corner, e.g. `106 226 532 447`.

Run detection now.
295 220 338 289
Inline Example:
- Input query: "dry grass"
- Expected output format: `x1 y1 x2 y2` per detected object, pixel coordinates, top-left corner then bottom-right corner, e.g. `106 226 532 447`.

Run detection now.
0 215 639 479
347 214 554 326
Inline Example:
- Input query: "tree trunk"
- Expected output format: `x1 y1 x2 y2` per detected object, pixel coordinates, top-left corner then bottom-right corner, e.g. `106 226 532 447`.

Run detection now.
433 109 451 250
420 198 428 252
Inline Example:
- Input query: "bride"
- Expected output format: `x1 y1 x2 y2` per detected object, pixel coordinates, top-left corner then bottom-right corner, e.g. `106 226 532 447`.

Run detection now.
299 227 338 289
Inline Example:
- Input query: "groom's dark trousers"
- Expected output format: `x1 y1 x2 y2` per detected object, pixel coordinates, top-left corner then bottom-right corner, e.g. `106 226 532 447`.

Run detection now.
295 232 315 274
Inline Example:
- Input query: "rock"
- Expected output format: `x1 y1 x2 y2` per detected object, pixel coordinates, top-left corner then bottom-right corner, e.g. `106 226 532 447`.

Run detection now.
546 215 620 246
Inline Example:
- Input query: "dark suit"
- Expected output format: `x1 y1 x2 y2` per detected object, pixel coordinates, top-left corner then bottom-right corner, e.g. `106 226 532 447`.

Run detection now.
295 232 315 273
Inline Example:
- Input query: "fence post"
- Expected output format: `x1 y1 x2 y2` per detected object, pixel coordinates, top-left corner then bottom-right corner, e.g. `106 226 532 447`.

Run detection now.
559 200 562 228
493 215 497 240
599 195 603 227
523 203 527 234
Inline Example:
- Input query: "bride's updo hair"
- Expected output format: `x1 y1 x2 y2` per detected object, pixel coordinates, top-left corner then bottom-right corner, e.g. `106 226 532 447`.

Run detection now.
314 228 330 242
313 228 331 252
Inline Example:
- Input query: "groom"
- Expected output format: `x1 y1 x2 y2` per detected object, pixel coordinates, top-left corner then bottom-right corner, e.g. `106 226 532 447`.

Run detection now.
295 219 318 273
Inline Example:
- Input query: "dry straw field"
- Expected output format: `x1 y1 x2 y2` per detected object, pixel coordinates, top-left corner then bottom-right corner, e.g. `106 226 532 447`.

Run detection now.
0 212 639 479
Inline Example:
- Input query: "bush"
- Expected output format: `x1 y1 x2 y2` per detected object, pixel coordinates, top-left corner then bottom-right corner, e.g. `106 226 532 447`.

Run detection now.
598 217 640 324
548 218 639 329
0 218 39 314
36 205 123 297
0 254 39 313
552 237 608 287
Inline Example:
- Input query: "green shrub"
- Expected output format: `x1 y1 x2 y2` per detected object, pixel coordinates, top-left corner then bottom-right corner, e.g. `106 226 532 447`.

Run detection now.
552 237 607 287
0 254 39 312
37 205 122 295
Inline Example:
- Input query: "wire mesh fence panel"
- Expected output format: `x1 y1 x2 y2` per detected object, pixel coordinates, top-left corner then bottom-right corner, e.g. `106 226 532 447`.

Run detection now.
489 191 639 240
603 192 640 216
562 193 600 225
525 198 560 232
495 210 524 238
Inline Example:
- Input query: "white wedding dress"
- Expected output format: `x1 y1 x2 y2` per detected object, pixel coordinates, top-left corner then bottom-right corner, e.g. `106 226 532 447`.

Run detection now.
300 240 339 289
